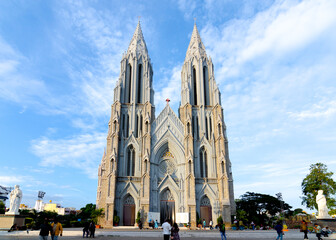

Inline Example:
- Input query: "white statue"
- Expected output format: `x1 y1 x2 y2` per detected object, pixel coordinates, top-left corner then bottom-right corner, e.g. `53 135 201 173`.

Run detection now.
316 190 331 219
6 185 22 215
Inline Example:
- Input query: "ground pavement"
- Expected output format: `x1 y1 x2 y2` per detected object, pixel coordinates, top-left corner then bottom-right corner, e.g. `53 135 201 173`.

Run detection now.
0 227 335 240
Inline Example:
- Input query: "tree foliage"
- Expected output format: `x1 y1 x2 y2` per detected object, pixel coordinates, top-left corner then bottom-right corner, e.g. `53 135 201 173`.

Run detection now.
78 203 104 224
0 201 5 214
301 163 336 210
235 192 292 226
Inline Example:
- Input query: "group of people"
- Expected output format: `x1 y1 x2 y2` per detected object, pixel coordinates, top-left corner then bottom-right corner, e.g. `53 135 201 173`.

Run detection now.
161 219 180 240
201 219 214 230
82 221 96 238
161 219 227 240
148 219 159 229
39 218 63 240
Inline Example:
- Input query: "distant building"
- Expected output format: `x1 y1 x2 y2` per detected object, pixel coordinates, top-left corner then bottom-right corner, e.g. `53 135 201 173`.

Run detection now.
19 204 29 209
34 199 44 212
97 22 235 228
43 203 75 215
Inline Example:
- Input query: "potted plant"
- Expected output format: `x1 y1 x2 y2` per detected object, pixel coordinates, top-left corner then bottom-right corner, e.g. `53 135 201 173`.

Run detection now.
136 211 141 224
113 215 120 226
231 223 237 230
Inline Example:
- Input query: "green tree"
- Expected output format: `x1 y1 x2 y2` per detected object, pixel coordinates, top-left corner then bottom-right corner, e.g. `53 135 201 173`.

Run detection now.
235 192 292 226
91 208 104 224
301 163 336 210
0 201 5 214
78 203 96 220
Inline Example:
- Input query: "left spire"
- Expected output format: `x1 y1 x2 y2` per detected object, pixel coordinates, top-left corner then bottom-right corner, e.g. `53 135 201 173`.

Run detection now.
127 20 148 56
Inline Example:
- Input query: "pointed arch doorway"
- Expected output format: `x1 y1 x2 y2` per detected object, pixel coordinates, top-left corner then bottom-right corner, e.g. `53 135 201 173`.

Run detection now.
160 189 175 224
123 195 135 226
200 196 212 226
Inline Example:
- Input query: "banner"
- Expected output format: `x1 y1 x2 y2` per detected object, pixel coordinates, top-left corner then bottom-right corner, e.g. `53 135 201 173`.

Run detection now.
176 212 189 223
147 212 160 223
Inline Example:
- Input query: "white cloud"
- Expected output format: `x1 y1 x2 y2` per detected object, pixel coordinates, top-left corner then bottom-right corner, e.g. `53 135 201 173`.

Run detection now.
0 37 50 106
31 132 106 179
0 176 26 186
239 0 336 62
176 0 197 20
288 99 336 121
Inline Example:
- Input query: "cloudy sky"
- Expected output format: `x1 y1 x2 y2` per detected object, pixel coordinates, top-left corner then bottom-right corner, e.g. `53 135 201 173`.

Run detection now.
1 0 335 212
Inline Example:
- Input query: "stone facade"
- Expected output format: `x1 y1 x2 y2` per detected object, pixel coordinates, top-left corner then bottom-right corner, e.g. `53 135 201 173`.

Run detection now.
97 22 235 228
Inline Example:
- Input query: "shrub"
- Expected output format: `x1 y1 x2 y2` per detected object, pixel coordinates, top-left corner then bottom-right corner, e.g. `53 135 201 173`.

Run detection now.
113 215 120 225
217 215 223 224
136 211 141 224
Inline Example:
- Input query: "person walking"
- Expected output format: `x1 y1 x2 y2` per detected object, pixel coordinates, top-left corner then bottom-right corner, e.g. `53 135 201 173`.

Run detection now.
219 221 227 240
171 222 180 240
154 220 159 229
203 219 206 230
251 221 255 230
39 219 51 240
209 219 213 230
162 219 172 240
314 223 323 240
83 221 89 238
301 220 308 239
89 221 95 238
274 221 283 240
51 218 63 240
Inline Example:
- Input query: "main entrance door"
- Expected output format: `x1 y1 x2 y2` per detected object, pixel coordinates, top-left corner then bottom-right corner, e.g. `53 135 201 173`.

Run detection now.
200 196 212 226
160 189 175 224
123 195 135 226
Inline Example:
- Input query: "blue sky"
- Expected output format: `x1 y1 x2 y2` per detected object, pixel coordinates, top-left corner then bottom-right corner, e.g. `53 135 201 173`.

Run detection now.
0 0 336 212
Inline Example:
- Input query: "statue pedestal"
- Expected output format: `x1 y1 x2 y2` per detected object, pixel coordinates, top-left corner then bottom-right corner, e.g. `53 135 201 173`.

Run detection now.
0 214 25 230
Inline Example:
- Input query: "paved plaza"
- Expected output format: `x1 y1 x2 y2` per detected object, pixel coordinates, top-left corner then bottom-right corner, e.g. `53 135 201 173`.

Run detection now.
1 228 336 240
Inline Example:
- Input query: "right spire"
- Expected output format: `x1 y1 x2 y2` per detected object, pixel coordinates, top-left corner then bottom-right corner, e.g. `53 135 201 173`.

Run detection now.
185 23 207 61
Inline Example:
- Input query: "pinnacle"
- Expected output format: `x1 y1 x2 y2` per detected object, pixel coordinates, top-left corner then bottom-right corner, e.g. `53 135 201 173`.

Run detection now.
127 21 148 55
185 23 207 60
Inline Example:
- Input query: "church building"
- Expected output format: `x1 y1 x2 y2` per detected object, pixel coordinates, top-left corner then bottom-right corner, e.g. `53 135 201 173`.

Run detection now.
96 22 235 228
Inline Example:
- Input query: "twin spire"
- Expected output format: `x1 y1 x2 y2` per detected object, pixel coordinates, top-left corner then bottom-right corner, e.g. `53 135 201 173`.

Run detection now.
127 21 207 60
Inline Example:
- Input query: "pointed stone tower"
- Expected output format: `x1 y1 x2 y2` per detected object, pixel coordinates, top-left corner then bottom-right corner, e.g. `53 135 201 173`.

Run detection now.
179 24 235 226
97 22 234 229
97 21 154 228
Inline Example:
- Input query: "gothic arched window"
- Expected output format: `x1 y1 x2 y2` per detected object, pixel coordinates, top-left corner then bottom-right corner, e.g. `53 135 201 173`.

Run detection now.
203 66 208 106
126 114 130 137
127 64 132 103
113 120 117 133
205 117 209 140
137 64 142 103
135 115 139 138
145 121 149 133
200 147 208 178
209 116 212 137
108 176 112 196
110 159 114 173
193 67 197 105
126 145 135 176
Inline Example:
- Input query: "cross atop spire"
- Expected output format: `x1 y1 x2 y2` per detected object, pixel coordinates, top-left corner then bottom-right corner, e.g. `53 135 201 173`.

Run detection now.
185 23 207 61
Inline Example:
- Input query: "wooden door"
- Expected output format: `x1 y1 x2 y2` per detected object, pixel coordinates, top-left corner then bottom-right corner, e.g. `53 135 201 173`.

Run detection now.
123 204 135 226
200 206 212 226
